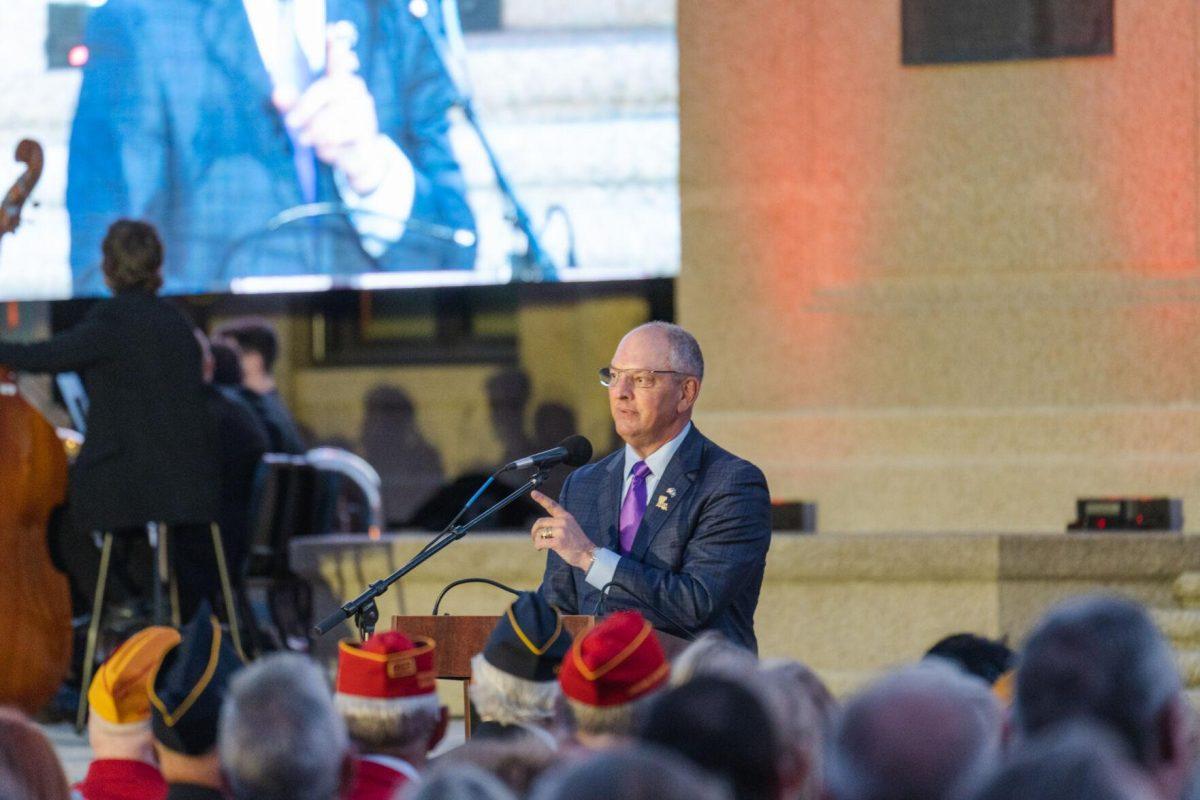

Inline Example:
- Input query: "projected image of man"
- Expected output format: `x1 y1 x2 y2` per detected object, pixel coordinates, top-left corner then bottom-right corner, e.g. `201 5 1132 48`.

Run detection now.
67 0 476 296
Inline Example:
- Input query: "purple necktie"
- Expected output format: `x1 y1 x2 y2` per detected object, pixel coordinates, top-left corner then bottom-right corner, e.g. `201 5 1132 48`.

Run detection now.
618 461 652 554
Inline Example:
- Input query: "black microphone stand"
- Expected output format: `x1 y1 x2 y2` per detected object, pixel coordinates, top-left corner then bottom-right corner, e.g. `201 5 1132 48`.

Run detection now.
312 468 549 641
412 5 559 282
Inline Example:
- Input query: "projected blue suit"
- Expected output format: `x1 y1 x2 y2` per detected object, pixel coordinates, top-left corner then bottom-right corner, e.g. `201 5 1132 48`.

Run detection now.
67 0 476 297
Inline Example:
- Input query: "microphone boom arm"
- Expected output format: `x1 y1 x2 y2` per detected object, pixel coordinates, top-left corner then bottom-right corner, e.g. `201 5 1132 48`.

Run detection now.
312 468 549 640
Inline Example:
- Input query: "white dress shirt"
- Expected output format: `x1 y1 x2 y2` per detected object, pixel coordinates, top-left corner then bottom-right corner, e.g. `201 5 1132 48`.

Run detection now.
585 422 693 591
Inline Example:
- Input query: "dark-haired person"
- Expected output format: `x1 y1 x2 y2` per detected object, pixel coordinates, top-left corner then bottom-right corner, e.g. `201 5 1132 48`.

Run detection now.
0 220 219 612
213 318 304 454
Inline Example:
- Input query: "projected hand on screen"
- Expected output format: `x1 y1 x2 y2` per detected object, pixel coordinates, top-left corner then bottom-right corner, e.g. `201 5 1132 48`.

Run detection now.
274 25 402 197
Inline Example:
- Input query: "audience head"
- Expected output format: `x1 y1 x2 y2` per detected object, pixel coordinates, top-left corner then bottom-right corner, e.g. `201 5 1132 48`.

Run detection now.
668 631 759 687
470 592 571 731
640 675 780 800
967 721 1158 800
1014 594 1192 799
0 708 71 800
210 340 244 386
405 763 518 800
150 603 243 760
88 625 181 763
925 633 1015 687
435 736 559 796
335 630 447 760
558 611 669 746
826 660 1001 800
759 659 838 800
101 219 164 294
214 318 280 389
530 745 731 800
220 652 352 800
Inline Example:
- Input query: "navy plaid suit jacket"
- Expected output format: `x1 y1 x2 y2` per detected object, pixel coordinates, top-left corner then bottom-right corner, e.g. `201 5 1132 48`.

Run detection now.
539 426 771 652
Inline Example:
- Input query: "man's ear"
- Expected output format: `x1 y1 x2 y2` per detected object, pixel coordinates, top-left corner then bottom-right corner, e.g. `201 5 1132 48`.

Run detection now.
677 376 700 412
428 706 450 752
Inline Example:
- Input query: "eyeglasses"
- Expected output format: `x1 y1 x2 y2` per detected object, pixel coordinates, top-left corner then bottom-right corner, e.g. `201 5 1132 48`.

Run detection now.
598 366 690 389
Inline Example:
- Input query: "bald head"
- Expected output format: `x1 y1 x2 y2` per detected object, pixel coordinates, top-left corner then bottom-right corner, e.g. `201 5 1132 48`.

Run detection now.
827 661 1001 800
608 323 704 457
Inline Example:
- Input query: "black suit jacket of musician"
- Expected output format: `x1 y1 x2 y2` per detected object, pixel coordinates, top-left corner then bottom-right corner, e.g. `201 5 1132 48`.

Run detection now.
539 426 772 652
0 291 218 532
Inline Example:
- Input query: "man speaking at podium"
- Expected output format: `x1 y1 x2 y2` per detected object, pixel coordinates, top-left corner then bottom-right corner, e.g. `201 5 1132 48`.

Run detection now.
531 322 772 652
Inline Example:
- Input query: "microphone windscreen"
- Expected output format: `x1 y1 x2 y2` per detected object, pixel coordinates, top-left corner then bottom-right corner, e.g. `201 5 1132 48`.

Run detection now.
560 435 593 467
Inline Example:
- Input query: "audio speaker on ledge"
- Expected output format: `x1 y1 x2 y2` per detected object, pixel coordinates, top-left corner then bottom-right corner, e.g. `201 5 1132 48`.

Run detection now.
1067 498 1182 533
771 502 817 534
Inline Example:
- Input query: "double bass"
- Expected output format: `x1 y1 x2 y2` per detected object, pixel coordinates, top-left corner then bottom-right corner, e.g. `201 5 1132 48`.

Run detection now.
0 139 74 714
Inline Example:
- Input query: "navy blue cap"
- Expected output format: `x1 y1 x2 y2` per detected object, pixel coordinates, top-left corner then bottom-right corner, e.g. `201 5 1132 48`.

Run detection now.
148 601 244 755
483 592 571 682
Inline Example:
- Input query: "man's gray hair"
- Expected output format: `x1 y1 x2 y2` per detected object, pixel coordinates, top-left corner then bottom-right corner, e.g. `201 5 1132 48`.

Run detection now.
336 691 442 750
826 660 1001 800
968 720 1152 800
760 659 838 800
404 763 517 800
468 653 562 727
668 631 758 688
566 693 657 737
632 321 704 381
219 653 348 800
529 746 731 800
1013 594 1183 767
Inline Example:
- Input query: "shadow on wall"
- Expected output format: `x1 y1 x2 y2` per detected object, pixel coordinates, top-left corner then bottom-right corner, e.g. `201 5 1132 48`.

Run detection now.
353 368 589 532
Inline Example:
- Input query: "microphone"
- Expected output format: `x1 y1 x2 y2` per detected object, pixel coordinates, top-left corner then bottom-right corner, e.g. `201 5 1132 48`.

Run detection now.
502 435 592 472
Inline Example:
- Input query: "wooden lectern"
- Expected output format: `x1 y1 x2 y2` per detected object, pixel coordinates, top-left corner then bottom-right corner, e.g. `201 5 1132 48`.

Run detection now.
392 614 688 737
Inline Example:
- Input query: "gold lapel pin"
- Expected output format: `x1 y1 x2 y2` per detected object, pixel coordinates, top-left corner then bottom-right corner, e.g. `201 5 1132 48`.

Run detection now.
656 495 670 511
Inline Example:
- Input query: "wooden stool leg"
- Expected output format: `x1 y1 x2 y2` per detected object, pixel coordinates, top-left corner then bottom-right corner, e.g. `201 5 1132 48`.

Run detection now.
210 523 246 660
150 522 169 625
162 526 181 628
76 531 114 733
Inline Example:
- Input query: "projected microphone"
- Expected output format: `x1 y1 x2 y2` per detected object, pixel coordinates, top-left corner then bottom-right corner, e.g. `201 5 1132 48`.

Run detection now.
502 435 592 472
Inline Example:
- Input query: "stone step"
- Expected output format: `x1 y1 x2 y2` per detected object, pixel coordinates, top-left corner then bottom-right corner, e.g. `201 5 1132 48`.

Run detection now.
499 0 674 31
450 115 677 187
462 28 676 120
1175 572 1200 609
1152 608 1200 648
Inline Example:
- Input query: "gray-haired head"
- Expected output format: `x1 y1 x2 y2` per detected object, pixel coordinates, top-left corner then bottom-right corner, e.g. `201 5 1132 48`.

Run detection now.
219 653 349 800
826 660 1001 800
668 631 759 688
629 322 704 381
1013 594 1183 768
529 745 731 800
967 720 1158 800
403 763 518 800
759 659 838 800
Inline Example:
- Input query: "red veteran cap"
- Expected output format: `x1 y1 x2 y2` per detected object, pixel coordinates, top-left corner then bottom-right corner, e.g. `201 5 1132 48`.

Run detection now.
558 611 668 707
336 631 437 701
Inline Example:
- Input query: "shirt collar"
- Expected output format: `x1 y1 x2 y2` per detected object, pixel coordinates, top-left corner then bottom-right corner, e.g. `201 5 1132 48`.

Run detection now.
624 421 692 480
360 754 422 784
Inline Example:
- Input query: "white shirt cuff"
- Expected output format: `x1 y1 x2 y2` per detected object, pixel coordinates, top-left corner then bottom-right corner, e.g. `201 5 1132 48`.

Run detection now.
585 547 621 591
334 135 415 258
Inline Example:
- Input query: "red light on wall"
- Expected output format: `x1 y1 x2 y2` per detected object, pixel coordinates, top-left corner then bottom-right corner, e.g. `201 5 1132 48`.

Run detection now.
1097 518 1107 529
67 45 89 68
